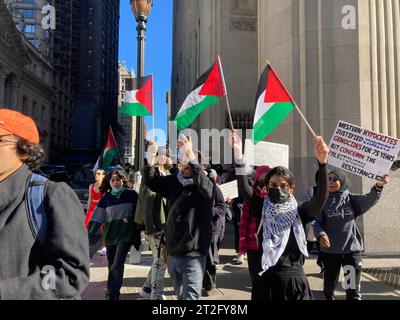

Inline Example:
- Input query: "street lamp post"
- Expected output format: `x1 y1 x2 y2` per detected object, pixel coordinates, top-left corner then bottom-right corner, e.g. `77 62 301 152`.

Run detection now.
131 0 152 172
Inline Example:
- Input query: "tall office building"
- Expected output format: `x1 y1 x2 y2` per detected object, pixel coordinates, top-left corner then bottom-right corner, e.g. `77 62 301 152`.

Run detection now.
49 0 78 162
172 0 400 254
71 0 121 158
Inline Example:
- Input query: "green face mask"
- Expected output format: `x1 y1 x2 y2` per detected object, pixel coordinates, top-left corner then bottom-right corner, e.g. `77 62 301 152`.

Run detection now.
111 188 125 198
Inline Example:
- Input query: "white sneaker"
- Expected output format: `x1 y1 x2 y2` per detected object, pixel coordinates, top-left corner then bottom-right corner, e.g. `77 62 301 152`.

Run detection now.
139 289 151 299
97 247 107 256
234 254 245 265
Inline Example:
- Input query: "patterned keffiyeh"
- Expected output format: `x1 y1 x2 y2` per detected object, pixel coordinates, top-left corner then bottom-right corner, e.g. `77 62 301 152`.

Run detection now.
260 196 308 274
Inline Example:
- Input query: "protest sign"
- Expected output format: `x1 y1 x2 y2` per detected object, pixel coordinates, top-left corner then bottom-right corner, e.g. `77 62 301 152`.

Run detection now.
244 139 289 168
327 121 400 181
219 181 239 201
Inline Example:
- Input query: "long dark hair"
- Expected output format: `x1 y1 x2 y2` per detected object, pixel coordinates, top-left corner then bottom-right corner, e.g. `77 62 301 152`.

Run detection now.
265 166 296 189
16 138 45 171
99 171 128 194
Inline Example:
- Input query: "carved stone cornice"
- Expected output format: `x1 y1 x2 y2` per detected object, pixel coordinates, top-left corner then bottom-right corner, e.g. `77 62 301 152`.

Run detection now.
231 18 257 32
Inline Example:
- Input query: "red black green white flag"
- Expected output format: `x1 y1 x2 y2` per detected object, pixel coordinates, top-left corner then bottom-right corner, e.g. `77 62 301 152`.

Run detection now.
174 58 227 131
121 75 153 117
252 63 296 144
93 127 119 172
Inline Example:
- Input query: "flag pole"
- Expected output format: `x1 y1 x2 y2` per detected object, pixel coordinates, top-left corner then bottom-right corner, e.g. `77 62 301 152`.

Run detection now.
151 74 155 141
267 60 317 138
218 55 234 130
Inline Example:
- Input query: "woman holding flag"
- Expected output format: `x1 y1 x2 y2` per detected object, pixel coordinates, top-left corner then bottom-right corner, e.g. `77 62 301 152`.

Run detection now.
230 129 330 300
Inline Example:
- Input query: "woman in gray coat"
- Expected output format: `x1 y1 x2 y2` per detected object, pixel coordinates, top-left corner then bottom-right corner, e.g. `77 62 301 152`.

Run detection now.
313 169 389 300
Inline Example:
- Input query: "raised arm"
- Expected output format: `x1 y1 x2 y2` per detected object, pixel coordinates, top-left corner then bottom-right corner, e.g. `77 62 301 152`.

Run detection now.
229 129 254 202
349 174 389 217
177 135 214 201
144 141 177 199
299 136 330 222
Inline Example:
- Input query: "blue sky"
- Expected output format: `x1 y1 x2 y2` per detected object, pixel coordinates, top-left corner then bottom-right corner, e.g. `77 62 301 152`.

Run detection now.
118 0 172 146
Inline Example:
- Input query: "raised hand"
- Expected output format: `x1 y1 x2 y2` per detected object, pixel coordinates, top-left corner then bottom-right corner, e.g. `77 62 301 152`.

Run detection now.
146 141 158 167
314 136 329 165
229 129 243 160
177 135 195 162
376 174 390 188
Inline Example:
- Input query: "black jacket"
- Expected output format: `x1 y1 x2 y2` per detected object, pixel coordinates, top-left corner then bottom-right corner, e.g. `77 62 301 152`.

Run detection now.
144 162 215 257
0 165 90 300
212 185 227 239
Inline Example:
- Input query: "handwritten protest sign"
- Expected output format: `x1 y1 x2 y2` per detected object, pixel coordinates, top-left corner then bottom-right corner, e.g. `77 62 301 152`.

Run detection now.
244 140 289 168
327 121 400 181
219 181 239 201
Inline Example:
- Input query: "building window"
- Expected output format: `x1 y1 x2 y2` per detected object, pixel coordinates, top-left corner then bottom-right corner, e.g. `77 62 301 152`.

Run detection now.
22 9 36 18
32 101 37 119
88 50 92 57
24 24 36 33
228 112 254 130
41 106 46 121
22 96 28 113
87 80 91 87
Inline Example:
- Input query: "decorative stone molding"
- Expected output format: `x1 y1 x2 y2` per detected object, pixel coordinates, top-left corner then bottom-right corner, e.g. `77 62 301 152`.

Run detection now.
231 0 257 17
231 18 257 32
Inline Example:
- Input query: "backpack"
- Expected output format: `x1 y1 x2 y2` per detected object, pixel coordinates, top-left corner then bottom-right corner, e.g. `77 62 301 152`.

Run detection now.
25 173 49 246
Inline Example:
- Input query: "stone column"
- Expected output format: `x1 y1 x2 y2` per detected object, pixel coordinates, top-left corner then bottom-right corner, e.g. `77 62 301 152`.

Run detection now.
0 67 6 108
9 77 20 109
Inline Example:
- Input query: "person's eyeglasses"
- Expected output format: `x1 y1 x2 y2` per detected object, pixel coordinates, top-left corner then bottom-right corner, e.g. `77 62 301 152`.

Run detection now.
95 173 104 176
110 179 122 182
0 137 18 144
329 176 339 182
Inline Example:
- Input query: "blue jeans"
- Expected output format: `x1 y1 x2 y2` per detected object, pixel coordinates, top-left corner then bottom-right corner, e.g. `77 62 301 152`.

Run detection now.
143 232 167 300
167 255 206 300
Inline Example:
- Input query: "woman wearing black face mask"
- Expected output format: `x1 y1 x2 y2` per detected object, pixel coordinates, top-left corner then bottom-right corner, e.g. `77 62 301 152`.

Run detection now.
230 130 330 300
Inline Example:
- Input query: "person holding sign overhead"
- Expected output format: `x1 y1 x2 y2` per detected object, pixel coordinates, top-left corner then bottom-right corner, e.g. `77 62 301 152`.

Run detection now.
313 169 390 300
230 129 330 300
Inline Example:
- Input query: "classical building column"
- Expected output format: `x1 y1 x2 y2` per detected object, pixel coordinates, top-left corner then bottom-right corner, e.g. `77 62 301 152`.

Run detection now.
9 76 20 109
0 67 6 108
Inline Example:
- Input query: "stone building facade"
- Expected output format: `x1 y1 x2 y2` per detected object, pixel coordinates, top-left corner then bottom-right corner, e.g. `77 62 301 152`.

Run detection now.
172 0 400 254
0 0 53 159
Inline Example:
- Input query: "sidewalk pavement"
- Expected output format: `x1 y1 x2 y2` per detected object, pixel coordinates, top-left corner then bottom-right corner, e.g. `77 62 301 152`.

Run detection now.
82 223 400 300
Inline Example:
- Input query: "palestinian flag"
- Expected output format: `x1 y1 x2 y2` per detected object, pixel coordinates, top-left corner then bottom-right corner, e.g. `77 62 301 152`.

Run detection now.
121 75 153 116
93 127 119 172
174 58 227 131
252 63 296 144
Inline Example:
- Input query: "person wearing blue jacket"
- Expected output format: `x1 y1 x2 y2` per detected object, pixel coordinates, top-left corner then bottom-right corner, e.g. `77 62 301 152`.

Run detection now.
313 169 390 300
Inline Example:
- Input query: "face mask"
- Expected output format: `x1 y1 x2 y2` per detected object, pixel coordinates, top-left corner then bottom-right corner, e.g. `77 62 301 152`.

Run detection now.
268 187 291 204
111 188 124 196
